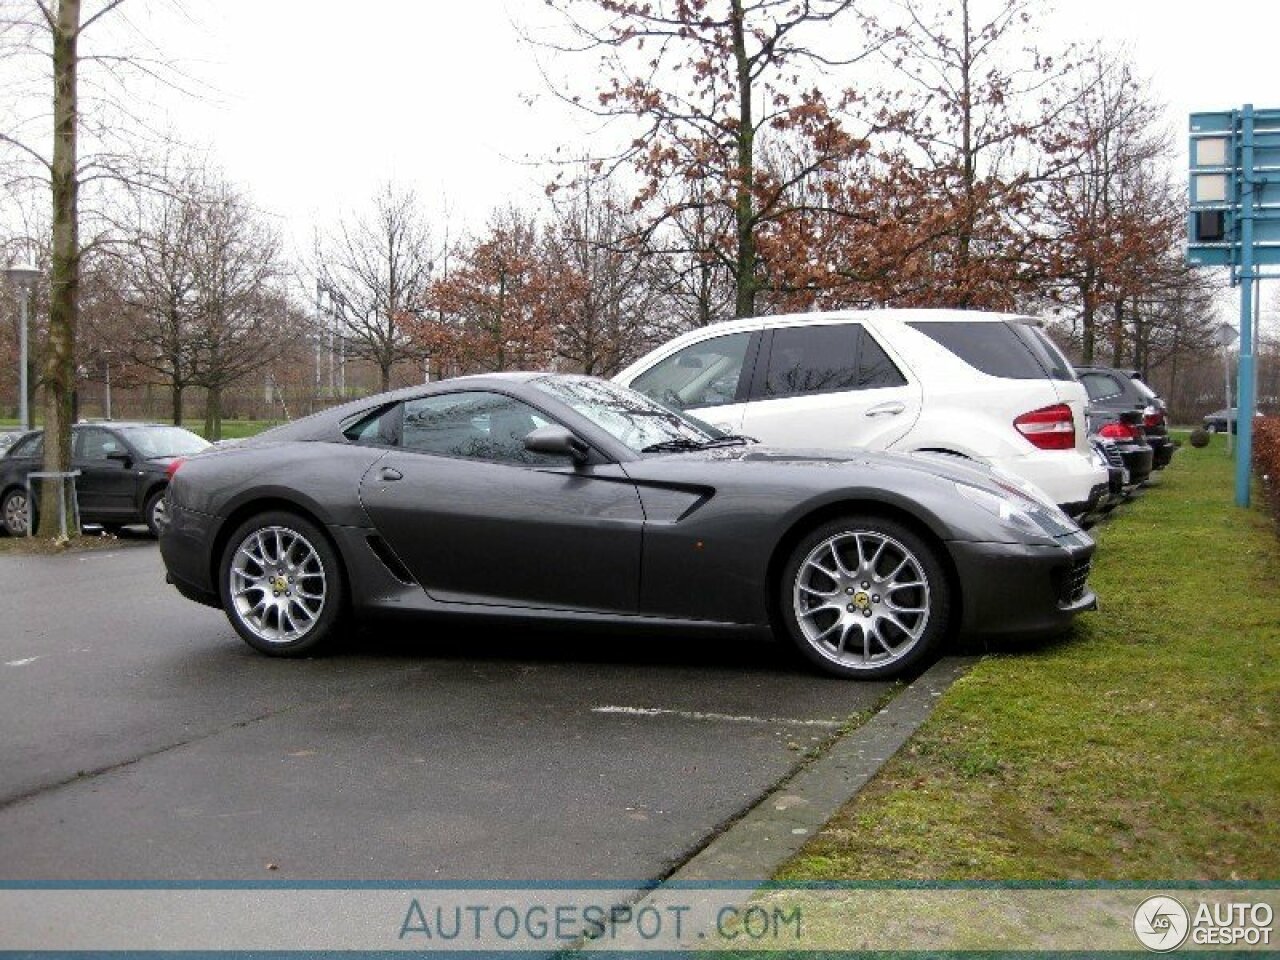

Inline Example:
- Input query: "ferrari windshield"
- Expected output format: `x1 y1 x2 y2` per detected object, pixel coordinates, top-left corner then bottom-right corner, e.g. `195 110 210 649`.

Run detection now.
533 376 720 453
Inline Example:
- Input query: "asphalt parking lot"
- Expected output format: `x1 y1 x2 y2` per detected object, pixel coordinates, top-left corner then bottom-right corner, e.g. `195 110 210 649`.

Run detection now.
0 543 893 881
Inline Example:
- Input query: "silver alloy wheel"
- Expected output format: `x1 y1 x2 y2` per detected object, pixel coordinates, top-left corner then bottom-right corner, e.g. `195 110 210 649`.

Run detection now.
229 525 327 644
150 495 168 530
792 530 931 669
3 491 29 535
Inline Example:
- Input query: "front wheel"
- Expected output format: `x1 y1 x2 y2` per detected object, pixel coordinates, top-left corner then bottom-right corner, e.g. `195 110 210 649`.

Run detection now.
779 516 951 680
1205 423 1218 434
218 511 347 656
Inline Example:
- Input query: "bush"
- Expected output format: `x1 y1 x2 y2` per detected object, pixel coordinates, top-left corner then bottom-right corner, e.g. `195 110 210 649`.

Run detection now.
1188 429 1210 448
1255 417 1280 519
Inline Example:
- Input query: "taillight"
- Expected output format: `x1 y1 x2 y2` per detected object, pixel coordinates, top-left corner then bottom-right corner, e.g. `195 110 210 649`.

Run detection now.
1099 421 1138 441
1014 403 1075 450
1142 405 1164 429
165 457 186 479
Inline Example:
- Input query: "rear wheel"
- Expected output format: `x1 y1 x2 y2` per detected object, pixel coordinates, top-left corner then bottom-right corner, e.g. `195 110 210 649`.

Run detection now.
779 516 950 680
2 487 31 536
218 511 347 656
144 488 168 538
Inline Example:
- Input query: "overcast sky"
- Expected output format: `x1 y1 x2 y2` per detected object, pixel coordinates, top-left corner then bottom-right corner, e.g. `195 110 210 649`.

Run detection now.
146 1 1274 248
6 0 1278 321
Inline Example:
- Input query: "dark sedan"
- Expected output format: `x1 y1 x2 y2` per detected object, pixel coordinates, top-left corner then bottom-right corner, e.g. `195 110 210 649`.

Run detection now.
1076 366 1175 469
160 374 1097 680
0 422 209 537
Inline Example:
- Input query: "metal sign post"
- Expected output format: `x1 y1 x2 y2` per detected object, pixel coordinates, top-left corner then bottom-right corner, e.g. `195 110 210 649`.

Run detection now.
1188 104 1280 507
1212 323 1238 454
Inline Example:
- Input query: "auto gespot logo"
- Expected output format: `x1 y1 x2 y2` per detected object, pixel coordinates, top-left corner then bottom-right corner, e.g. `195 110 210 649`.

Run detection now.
1133 895 1274 951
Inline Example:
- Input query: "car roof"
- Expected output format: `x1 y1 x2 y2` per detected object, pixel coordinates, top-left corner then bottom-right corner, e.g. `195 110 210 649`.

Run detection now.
640 307 1041 344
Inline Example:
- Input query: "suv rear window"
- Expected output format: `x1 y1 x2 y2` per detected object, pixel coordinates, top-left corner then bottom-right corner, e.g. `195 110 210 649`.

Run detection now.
909 320 1065 380
1011 324 1075 381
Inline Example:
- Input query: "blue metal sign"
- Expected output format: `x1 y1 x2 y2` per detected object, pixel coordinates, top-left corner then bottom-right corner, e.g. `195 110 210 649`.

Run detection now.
1188 108 1280 269
1187 104 1277 507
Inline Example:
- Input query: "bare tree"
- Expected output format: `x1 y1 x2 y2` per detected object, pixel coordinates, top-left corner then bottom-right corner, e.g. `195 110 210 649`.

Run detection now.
117 168 201 423
0 0 192 536
315 183 435 392
532 0 873 319
187 176 291 439
549 180 670 375
865 0 1080 308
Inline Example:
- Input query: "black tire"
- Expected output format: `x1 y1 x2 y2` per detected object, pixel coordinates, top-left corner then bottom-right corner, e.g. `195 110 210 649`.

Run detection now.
144 488 168 538
217 510 347 657
1 487 31 537
778 515 951 680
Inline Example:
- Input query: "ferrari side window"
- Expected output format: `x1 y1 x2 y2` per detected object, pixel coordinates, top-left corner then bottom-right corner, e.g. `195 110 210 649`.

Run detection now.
400 392 562 465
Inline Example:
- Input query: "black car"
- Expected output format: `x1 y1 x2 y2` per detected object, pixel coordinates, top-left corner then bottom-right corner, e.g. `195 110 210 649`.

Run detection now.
1076 366 1174 469
159 373 1097 680
1089 409 1154 488
0 422 210 537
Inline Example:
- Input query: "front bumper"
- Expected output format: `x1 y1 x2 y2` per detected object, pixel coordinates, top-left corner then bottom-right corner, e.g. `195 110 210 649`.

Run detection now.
948 532 1096 639
985 449 1110 516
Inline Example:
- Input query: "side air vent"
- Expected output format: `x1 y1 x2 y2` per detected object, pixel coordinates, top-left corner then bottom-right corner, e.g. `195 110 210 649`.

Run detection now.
366 535 416 585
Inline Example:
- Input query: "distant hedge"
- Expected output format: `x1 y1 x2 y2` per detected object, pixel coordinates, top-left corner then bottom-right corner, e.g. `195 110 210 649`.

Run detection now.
1256 417 1280 523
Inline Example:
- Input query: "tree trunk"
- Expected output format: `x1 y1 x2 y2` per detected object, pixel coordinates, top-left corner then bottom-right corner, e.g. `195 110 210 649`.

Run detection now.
172 382 184 425
379 360 391 393
204 384 222 441
38 0 81 539
955 0 975 307
1110 298 1125 367
1081 299 1095 365
730 0 757 319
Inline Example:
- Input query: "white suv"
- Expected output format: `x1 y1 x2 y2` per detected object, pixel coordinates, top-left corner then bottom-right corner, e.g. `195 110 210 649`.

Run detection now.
614 309 1108 514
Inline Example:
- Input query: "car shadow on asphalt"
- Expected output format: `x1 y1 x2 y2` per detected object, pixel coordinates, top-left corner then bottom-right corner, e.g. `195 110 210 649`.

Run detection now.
333 617 820 678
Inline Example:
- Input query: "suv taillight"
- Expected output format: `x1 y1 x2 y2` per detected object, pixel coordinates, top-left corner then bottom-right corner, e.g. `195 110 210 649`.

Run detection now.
1014 403 1075 450
1099 421 1138 441
1142 405 1164 429
165 457 186 479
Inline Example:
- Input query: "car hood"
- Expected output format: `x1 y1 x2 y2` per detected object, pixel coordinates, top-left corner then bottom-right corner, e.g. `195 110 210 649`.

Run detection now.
659 442 1030 493
639 443 1082 539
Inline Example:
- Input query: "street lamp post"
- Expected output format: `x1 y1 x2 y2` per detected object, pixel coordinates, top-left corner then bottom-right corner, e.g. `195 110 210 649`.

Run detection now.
103 349 113 420
4 259 40 431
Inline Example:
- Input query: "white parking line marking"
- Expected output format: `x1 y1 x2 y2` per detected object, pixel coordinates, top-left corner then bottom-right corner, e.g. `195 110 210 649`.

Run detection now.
591 705 841 728
4 657 40 667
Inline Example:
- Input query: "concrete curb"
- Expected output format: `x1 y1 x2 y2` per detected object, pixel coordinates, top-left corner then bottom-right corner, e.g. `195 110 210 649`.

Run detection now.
668 655 975 881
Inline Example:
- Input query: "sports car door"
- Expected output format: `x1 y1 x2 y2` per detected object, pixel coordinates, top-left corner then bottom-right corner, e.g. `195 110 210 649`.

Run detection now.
358 390 645 614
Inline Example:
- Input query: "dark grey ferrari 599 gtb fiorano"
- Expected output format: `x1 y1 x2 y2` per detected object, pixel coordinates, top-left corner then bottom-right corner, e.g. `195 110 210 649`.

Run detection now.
159 373 1097 679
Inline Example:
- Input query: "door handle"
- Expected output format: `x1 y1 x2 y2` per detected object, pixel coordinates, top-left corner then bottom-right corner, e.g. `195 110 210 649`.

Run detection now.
864 401 906 418
379 467 403 482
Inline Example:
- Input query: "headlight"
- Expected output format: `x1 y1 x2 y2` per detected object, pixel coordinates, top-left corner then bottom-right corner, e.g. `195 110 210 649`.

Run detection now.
954 481 1078 538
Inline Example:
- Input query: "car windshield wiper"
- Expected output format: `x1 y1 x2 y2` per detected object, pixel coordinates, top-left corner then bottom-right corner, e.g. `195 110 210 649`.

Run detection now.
640 437 703 453
697 434 755 449
640 434 756 453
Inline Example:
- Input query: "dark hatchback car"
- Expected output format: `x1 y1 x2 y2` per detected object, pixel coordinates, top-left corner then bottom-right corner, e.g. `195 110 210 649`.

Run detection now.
0 422 210 537
1076 366 1174 470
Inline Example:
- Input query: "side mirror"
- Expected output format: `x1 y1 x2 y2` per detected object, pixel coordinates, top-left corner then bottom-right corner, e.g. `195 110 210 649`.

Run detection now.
106 450 132 466
523 425 589 465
